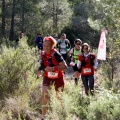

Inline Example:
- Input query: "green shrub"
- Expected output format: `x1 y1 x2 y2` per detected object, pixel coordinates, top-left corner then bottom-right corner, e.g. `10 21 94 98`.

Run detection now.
0 38 120 120
46 82 88 120
0 38 39 98
87 89 120 120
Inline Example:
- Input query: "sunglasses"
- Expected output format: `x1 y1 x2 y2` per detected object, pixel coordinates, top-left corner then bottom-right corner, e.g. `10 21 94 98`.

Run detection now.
83 48 88 50
76 43 81 45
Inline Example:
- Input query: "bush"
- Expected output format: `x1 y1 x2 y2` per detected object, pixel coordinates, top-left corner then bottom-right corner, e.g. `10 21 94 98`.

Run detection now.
0 38 120 120
87 89 120 120
46 82 88 120
0 38 39 98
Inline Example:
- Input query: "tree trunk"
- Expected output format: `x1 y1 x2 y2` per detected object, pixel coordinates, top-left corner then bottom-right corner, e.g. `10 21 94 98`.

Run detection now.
9 0 15 41
55 0 58 30
21 0 25 33
1 0 6 38
52 0 58 33
53 1 55 29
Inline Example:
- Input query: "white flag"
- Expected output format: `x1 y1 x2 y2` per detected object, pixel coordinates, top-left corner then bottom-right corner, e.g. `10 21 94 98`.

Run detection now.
97 30 107 60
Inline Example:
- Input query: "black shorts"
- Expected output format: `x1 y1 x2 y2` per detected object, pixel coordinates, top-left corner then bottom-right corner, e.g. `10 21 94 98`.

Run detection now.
73 64 81 72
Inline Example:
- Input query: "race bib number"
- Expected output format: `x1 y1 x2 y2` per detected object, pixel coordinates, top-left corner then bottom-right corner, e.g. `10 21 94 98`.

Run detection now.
60 42 66 49
83 68 91 74
48 72 58 79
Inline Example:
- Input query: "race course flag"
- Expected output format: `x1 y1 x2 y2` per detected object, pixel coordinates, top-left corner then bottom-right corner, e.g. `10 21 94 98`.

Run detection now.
97 29 107 60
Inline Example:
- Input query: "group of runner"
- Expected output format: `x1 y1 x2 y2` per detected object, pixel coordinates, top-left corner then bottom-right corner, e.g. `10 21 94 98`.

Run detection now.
35 33 98 120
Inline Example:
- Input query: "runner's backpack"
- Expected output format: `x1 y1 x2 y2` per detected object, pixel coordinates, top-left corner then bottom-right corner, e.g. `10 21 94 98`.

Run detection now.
81 54 95 67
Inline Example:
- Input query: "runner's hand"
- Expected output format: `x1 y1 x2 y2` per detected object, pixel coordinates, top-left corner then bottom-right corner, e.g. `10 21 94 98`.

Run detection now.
78 66 81 69
37 71 42 78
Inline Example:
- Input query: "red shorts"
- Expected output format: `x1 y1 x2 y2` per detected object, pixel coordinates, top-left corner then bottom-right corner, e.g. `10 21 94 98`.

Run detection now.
43 77 64 91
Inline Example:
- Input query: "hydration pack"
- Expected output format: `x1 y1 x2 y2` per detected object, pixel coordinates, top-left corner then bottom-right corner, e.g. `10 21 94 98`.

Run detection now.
81 54 95 67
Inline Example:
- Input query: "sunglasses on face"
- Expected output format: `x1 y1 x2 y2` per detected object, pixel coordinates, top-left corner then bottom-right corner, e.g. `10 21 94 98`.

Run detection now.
83 47 88 50
76 43 81 45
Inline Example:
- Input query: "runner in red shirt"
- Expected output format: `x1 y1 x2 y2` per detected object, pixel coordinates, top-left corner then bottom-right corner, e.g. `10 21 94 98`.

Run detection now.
77 43 98 95
37 36 67 119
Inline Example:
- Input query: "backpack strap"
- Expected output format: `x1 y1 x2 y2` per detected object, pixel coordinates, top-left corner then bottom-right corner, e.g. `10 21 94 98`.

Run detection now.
51 51 56 57
57 39 62 45
78 54 85 72
90 54 95 66
79 54 95 72
41 50 56 58
48 51 57 67
80 54 85 67
39 50 58 69
65 39 68 44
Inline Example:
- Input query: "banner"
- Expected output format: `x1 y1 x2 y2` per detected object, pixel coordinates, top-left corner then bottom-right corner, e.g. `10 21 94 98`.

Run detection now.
97 29 107 60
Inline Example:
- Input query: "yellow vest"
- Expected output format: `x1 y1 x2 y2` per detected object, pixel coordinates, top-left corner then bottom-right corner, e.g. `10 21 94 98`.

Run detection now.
73 48 81 64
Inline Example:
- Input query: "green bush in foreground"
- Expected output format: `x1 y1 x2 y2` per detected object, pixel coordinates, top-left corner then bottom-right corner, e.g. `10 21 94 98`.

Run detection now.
0 38 38 98
87 89 120 120
46 83 88 120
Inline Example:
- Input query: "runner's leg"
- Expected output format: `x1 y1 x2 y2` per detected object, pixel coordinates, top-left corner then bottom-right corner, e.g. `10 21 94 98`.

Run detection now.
81 76 89 95
88 75 94 95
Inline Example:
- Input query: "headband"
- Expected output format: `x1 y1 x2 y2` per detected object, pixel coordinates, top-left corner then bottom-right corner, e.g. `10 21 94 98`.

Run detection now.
44 36 54 44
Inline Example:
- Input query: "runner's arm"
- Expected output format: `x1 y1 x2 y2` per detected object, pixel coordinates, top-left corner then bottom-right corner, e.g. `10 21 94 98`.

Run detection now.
77 55 82 69
94 58 98 70
68 48 73 57
67 39 71 50
57 60 67 71
54 52 67 71
77 60 81 69
38 63 45 71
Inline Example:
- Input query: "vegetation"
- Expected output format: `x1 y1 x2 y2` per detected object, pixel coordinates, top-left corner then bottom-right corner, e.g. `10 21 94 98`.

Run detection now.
0 37 119 120
0 0 120 120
